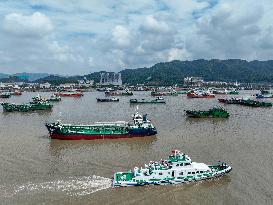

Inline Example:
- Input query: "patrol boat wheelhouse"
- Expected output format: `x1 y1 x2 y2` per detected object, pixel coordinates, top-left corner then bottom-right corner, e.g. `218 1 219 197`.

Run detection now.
113 150 231 187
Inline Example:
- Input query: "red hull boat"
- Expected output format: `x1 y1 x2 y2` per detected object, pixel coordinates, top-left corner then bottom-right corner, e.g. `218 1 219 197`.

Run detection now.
187 93 215 98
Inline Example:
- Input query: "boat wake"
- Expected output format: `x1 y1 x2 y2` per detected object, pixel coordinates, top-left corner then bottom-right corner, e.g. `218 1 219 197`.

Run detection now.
1 175 112 198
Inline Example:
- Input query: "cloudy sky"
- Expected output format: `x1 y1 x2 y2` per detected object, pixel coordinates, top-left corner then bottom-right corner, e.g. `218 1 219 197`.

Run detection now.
0 0 273 75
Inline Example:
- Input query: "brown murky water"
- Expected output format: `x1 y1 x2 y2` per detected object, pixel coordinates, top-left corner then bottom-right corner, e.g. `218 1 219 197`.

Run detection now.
0 91 272 205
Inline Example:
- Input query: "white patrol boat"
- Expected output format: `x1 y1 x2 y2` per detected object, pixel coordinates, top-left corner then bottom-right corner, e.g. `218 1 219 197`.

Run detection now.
113 150 232 187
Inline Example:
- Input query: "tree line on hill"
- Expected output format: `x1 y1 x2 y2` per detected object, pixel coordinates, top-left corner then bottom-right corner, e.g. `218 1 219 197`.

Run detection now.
1 59 273 85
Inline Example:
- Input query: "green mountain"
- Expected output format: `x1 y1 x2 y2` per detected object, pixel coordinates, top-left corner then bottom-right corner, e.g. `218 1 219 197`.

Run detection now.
119 59 273 85
13 73 50 81
12 59 273 85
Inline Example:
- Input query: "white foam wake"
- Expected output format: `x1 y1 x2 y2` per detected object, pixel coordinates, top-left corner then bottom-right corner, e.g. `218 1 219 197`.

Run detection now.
1 175 112 197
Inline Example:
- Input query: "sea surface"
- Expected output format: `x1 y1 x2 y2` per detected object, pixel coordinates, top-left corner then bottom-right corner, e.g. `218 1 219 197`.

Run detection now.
0 91 272 205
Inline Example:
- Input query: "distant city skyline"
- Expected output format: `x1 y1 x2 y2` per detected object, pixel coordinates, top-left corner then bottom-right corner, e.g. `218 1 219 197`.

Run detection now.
0 0 273 75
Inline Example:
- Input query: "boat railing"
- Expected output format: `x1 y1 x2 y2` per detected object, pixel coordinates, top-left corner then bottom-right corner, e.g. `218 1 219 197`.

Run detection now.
93 121 128 126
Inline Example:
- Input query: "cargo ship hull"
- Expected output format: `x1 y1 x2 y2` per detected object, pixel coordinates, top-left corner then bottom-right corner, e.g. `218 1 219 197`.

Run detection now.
49 133 154 140
45 112 157 140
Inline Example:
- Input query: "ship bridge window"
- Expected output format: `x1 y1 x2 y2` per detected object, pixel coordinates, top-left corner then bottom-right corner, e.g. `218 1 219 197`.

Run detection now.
185 163 190 166
179 172 183 175
200 171 203 173
192 172 195 174
176 164 179 167
196 171 199 174
188 172 191 174
180 163 184 166
159 172 163 175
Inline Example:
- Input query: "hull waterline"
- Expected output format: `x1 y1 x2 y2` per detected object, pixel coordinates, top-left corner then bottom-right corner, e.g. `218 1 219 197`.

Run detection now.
49 133 156 140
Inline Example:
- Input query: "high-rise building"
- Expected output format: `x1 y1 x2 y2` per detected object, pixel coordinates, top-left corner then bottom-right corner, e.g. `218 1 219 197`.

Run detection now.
100 72 122 85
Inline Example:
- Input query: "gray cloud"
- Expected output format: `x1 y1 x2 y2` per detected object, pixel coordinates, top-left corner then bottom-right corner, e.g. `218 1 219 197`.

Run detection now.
0 0 273 74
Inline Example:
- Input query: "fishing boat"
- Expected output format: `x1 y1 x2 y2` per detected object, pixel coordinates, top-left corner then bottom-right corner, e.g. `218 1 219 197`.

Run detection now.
32 94 61 102
130 97 166 104
187 91 215 98
113 150 232 187
228 90 239 95
185 107 229 118
55 91 83 97
105 91 133 96
255 94 273 99
261 90 270 95
0 92 11 98
1 101 53 112
45 112 157 140
48 94 62 102
97 97 119 102
176 90 189 94
151 91 178 96
9 90 22 96
218 98 272 107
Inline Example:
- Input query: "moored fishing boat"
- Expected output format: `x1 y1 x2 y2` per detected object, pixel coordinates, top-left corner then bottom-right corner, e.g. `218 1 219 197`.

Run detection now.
218 98 272 107
151 91 178 96
55 91 83 97
113 150 232 187
130 97 166 104
48 94 62 102
105 91 133 96
185 107 229 118
228 90 239 95
9 90 22 96
1 101 53 112
0 92 11 98
255 93 273 99
32 94 61 102
187 91 215 98
45 112 157 140
97 97 119 102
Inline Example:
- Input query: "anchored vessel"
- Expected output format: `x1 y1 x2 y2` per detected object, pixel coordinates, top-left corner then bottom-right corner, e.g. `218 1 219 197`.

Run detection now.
130 97 166 104
0 92 11 98
105 91 133 96
97 97 119 102
113 150 232 187
187 91 215 98
55 91 83 97
32 94 61 103
151 91 178 96
255 93 273 99
45 112 157 140
1 101 53 112
219 98 272 107
185 107 229 118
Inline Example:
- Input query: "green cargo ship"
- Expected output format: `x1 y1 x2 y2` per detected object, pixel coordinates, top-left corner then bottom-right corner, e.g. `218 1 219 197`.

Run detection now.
185 107 229 118
45 112 157 140
1 101 53 112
